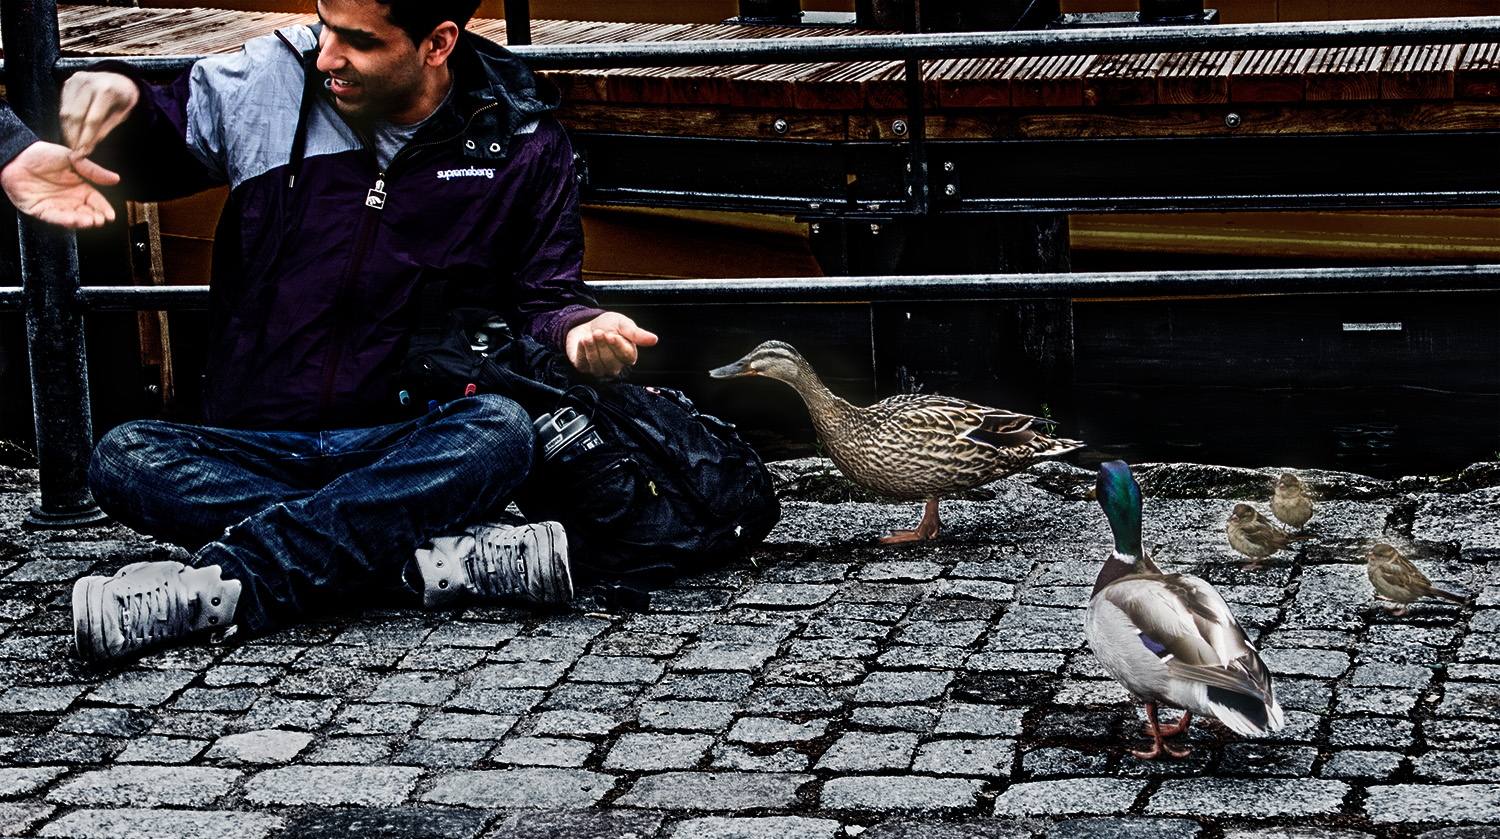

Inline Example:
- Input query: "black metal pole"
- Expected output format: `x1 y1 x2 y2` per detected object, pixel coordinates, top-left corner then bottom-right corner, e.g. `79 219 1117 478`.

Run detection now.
903 0 928 216
0 263 1489 310
1 0 108 527
505 0 531 47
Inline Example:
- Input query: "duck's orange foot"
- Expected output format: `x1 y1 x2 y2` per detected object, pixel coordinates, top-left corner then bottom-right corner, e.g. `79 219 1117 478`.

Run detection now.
877 499 942 545
1130 740 1193 760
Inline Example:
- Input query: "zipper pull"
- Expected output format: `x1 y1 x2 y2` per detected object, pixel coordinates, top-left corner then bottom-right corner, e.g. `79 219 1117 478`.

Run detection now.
365 173 387 210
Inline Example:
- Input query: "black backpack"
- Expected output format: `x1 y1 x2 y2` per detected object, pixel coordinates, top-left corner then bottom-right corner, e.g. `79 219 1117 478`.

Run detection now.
397 308 780 606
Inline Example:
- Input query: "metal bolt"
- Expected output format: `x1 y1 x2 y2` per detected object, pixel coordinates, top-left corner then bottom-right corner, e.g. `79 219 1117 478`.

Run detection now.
891 119 908 137
144 384 160 396
1225 112 1242 129
134 241 147 252
943 161 955 172
905 162 911 172
772 118 790 135
944 184 957 196
810 223 820 233
870 223 881 235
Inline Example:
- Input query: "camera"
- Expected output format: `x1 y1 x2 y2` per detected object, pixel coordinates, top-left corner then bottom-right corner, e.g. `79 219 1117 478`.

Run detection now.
533 407 603 463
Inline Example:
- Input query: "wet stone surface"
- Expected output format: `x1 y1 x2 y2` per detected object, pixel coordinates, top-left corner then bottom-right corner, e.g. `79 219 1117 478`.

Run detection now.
0 460 1496 837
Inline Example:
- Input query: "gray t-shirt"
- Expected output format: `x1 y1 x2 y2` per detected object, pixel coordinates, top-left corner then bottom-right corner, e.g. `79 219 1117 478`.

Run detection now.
371 83 453 170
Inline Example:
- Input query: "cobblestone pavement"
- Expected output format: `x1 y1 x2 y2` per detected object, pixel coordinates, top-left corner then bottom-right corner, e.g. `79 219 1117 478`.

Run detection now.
0 459 1496 839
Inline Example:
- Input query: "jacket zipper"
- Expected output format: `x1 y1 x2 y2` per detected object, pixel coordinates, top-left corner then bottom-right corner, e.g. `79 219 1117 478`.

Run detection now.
317 167 387 422
314 100 504 423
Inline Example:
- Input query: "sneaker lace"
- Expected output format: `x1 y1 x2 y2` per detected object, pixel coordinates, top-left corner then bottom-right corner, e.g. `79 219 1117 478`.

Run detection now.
469 530 526 599
118 575 194 652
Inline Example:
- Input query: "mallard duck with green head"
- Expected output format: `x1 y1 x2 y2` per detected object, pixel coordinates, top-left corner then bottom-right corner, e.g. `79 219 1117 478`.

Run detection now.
709 340 1082 543
1087 460 1285 758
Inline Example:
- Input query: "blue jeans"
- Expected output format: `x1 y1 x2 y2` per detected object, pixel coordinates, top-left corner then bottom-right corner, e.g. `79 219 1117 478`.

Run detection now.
87 395 535 634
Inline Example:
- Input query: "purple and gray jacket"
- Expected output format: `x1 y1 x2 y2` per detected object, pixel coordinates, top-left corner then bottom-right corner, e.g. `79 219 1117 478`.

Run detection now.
104 26 603 431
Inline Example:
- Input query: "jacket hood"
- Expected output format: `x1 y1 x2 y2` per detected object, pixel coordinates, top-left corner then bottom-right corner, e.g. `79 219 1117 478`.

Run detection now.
447 31 560 162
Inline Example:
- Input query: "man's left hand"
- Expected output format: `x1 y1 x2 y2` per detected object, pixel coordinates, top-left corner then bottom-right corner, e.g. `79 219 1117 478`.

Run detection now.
566 312 658 378
1 141 119 229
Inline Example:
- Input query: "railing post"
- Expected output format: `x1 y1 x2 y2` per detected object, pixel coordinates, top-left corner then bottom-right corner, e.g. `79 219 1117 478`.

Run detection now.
504 0 531 47
1 0 109 527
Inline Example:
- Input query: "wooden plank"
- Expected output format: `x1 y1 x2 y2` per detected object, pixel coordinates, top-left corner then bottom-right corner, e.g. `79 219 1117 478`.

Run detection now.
914 100 1500 141
1304 45 1384 101
863 61 940 110
1381 43 1463 100
1458 42 1500 99
59 8 225 55
1008 53 1094 108
605 23 822 107
727 62 835 109
126 201 176 413
1156 51 1235 105
556 101 848 140
56 8 173 53
794 61 900 111
606 65 679 104
931 57 1014 109
1084 52 1168 107
1230 48 1313 102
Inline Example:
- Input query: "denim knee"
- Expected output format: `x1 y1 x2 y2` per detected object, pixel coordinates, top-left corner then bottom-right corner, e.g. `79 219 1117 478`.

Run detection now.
88 420 172 500
451 394 535 473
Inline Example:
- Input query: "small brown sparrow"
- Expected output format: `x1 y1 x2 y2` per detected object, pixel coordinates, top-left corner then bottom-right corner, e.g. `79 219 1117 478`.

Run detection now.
1227 503 1314 569
1365 543 1467 616
1271 472 1314 531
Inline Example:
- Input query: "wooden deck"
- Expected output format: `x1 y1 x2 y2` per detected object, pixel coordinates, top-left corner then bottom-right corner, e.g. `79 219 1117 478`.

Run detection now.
14 5 1498 142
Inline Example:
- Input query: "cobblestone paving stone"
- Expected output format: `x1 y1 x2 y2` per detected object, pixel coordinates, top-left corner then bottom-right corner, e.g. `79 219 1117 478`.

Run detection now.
0 459 1497 837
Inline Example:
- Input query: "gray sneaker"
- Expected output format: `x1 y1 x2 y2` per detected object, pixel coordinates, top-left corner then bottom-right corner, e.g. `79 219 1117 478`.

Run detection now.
413 521 573 608
72 560 241 664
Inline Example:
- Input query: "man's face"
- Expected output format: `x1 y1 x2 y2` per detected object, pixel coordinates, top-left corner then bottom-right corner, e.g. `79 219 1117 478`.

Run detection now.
315 0 429 123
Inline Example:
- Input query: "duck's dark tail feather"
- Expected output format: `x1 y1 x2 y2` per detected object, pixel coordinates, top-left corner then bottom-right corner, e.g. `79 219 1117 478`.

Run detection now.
1207 685 1282 735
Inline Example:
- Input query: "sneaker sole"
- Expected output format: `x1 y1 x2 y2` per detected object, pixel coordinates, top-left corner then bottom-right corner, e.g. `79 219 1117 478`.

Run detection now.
539 521 573 604
71 576 105 663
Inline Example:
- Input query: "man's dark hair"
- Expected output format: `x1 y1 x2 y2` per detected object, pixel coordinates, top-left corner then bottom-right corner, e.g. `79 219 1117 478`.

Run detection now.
375 0 482 43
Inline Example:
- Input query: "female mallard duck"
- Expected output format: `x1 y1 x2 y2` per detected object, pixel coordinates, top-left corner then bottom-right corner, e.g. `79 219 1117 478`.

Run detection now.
709 340 1082 543
1087 460 1284 758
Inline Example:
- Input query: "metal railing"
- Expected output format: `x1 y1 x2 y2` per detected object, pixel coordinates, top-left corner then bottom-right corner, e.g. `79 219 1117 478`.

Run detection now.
3 5 1500 525
4 265 1500 312
11 15 1499 78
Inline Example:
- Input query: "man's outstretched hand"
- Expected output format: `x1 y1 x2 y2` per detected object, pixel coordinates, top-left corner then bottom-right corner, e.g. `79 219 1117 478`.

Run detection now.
566 312 659 378
1 141 120 229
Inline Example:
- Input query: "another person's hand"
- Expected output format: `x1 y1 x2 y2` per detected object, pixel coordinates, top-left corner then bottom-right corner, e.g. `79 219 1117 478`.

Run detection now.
59 71 140 157
566 312 659 377
0 141 119 229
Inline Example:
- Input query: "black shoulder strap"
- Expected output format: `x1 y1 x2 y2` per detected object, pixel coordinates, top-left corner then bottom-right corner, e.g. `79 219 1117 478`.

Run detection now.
275 24 323 189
